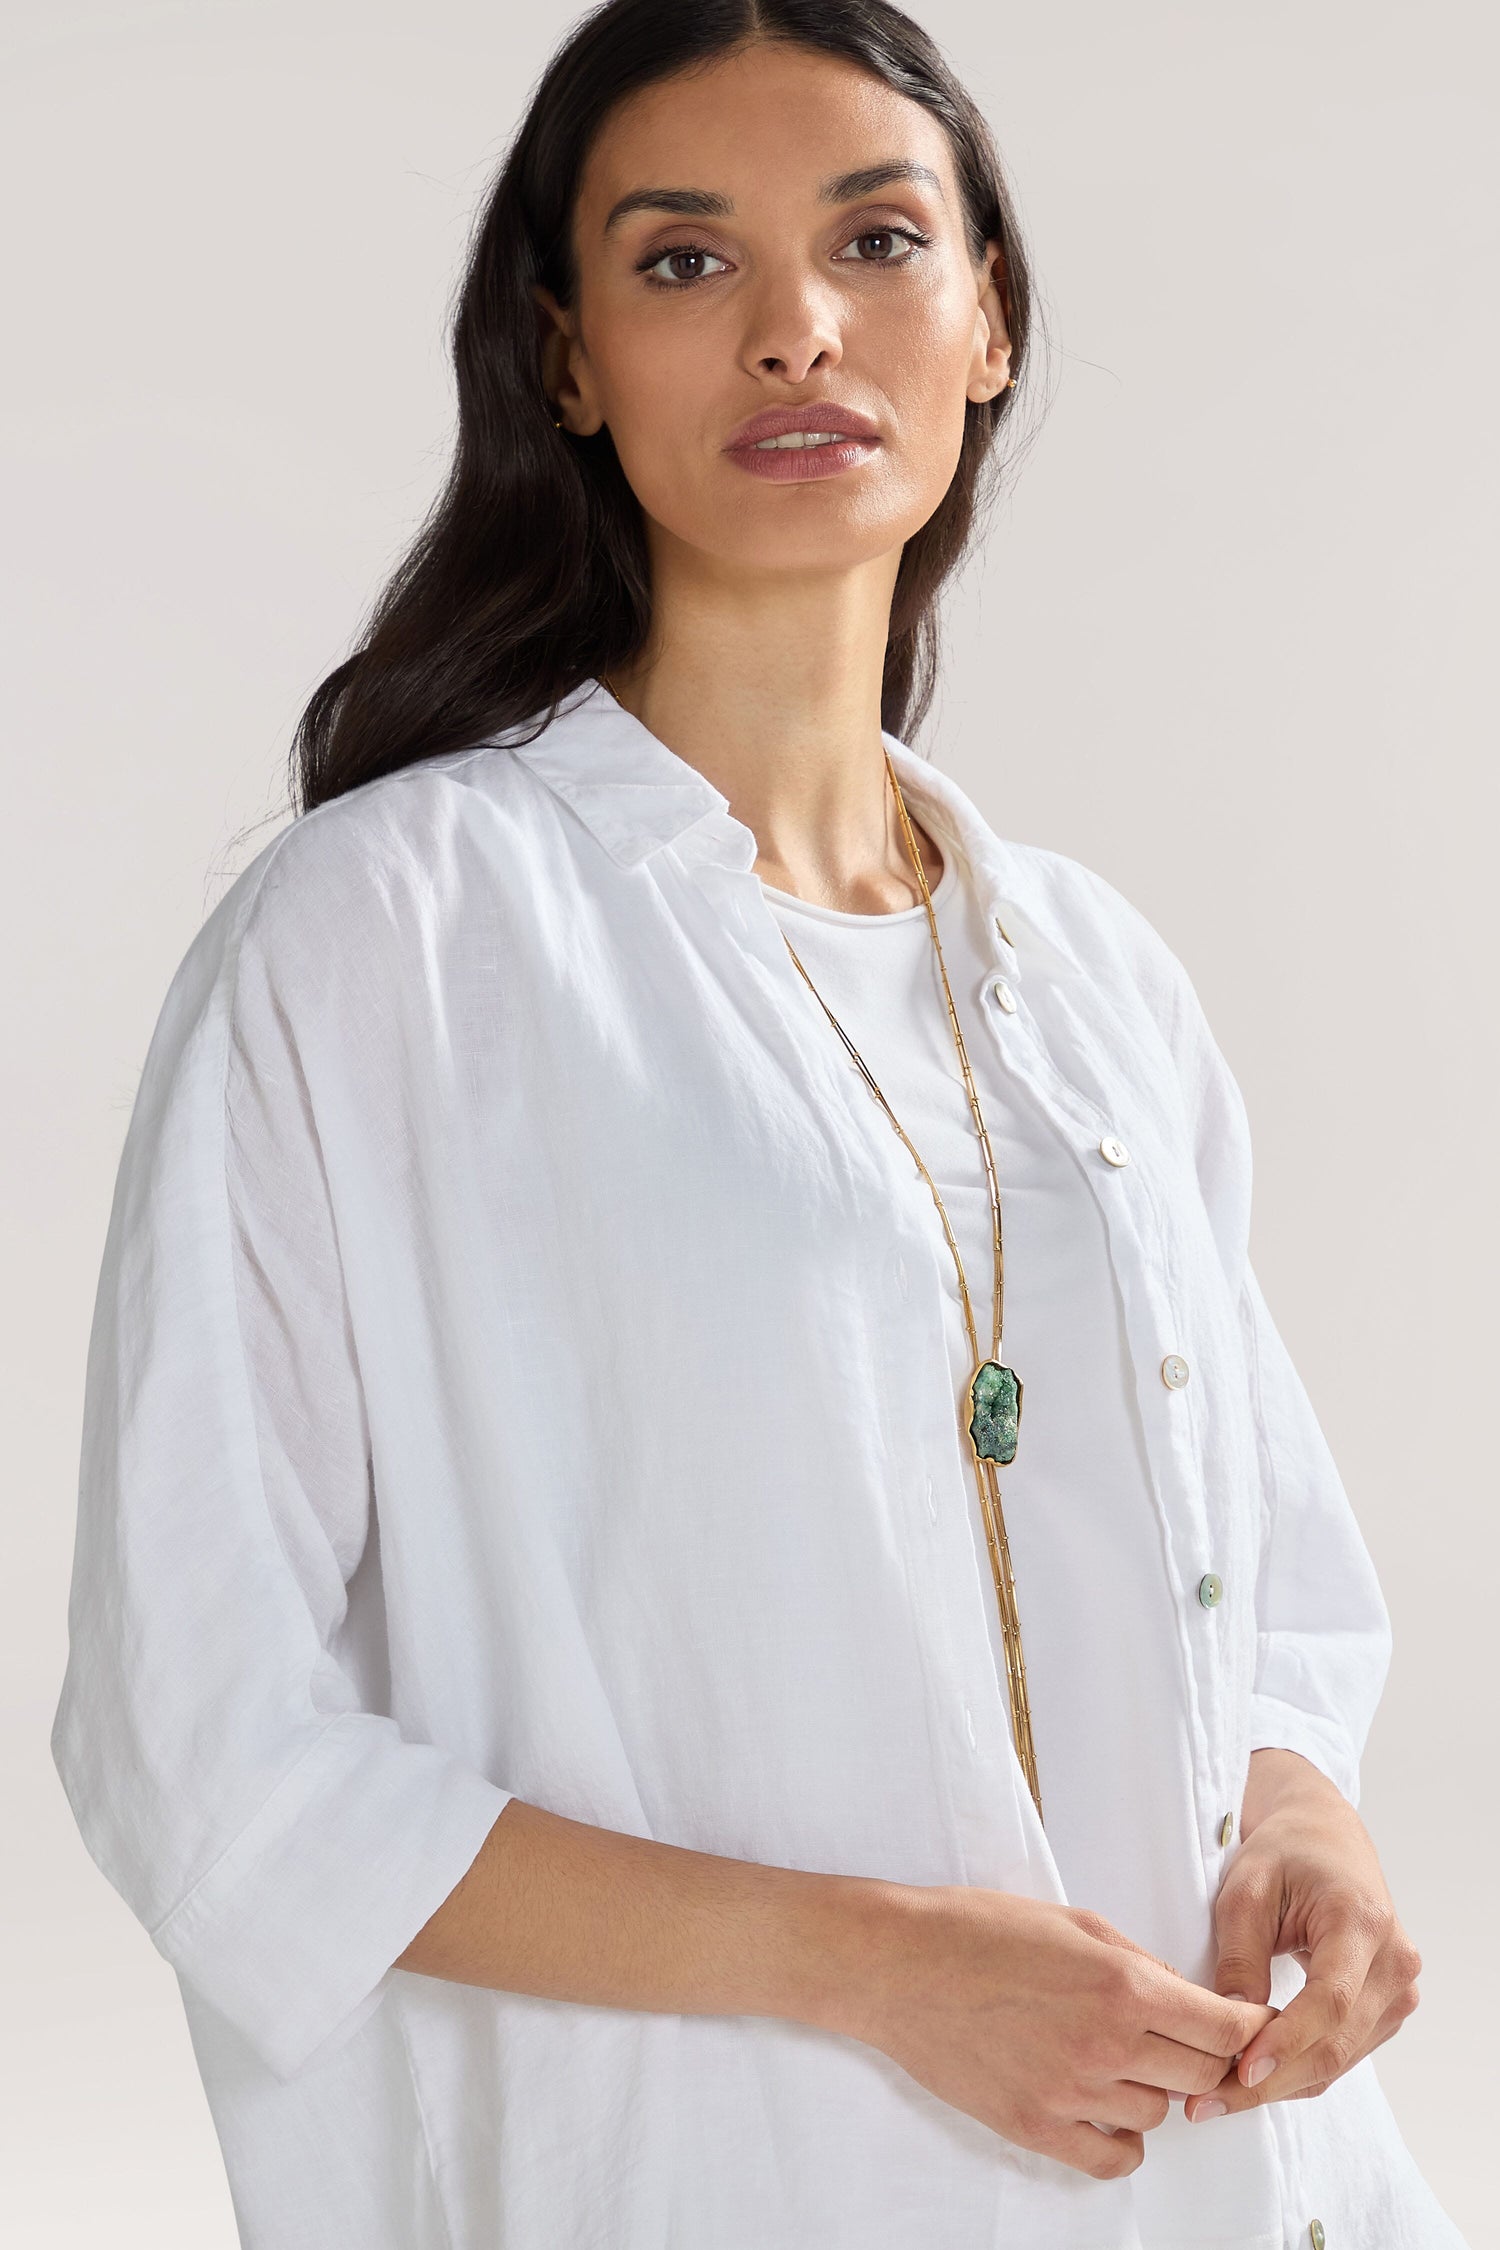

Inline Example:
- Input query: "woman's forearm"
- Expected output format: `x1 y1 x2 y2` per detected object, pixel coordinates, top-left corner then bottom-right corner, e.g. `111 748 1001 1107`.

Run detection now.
394 1796 900 2033
397 1797 1277 2176
399 1763 1337 2027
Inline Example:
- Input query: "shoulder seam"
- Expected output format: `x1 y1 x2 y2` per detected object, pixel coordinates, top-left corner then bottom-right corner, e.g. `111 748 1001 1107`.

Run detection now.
230 743 510 979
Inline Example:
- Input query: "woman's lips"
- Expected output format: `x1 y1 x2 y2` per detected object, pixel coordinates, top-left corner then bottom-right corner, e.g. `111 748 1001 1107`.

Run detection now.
723 402 883 482
726 433 882 483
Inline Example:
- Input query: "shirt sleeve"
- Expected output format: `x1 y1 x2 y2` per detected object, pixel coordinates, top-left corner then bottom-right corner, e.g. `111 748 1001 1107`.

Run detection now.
1238 1257 1392 1807
1079 862 1393 1809
49 850 514 2085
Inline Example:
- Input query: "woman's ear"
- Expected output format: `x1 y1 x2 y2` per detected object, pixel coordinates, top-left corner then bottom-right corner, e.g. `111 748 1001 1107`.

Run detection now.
532 284 604 436
967 239 1014 405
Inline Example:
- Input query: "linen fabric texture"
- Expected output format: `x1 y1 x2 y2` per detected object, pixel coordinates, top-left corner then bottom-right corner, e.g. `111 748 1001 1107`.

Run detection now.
51 680 1467 2248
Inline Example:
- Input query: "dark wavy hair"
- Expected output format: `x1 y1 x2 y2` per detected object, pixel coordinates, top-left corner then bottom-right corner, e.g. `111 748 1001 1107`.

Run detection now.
291 0 1049 815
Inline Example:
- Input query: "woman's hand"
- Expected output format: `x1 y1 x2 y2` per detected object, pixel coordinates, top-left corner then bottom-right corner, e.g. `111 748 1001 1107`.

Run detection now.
1186 1747 1423 2124
827 1883 1275 2179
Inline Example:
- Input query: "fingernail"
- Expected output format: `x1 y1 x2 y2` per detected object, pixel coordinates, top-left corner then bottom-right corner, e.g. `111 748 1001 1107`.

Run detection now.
1190 2098 1228 2122
1244 2056 1278 2088
1224 1991 1249 2002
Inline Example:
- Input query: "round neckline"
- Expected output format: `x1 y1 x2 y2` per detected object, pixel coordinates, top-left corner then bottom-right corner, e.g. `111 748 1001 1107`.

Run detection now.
759 841 960 926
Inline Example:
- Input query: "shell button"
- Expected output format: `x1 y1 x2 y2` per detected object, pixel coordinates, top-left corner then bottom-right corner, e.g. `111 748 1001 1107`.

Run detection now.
1218 1811 1235 1846
1309 2225 1326 2250
991 977 1017 1013
1161 1354 1191 1389
1198 1571 1224 1609
1099 1135 1131 1167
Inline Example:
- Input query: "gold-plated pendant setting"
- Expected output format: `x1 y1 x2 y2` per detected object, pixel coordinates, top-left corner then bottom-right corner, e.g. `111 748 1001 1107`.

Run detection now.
968 1359 1022 1466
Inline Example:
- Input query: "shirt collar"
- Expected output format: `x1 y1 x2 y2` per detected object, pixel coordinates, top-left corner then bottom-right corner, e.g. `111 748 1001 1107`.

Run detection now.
501 677 1027 975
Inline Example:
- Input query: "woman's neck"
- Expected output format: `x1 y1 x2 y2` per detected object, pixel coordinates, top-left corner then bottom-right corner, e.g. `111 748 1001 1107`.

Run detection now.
601 557 938 914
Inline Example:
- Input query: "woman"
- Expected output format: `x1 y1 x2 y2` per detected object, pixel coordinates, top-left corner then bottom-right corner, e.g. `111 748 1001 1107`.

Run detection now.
50 2 1467 2245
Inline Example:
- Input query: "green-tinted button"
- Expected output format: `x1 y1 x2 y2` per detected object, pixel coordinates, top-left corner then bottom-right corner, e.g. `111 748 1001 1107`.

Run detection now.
1218 1810 1234 1846
1309 2222 1326 2250
1198 1571 1223 1608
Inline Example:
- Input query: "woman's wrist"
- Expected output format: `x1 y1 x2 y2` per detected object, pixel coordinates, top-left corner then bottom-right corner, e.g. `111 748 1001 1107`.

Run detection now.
772 1869 925 2041
1240 1745 1343 1840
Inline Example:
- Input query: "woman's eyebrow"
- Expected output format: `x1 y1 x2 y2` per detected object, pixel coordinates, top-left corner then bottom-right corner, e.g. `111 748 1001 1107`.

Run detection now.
601 159 945 236
825 160 945 206
602 185 731 234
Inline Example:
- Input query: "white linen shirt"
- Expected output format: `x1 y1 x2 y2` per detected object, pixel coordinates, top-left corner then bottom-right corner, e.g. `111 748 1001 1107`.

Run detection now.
51 678 1467 2250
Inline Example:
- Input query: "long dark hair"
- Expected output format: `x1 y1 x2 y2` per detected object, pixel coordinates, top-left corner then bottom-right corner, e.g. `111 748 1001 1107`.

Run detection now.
292 0 1049 815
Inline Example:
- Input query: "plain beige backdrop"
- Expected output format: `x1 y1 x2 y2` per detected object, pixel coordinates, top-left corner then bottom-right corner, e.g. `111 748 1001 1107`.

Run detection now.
5 1 1494 2241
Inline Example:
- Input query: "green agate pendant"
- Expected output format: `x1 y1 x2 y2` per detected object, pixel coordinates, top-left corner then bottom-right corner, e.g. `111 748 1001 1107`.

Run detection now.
968 1360 1022 1466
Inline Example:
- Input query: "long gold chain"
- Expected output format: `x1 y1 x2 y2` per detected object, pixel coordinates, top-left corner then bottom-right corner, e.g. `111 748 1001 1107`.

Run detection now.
778 750 1042 1824
598 679 1042 1821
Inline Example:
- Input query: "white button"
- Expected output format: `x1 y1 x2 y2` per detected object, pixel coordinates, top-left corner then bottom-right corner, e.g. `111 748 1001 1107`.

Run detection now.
924 1474 938 1522
990 978 1017 1013
993 912 1014 946
1161 1354 1190 1389
964 1704 977 1751
1099 1135 1131 1167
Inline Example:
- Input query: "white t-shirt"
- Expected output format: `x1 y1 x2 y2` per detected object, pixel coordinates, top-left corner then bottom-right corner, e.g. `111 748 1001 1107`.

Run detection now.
761 840 1221 1972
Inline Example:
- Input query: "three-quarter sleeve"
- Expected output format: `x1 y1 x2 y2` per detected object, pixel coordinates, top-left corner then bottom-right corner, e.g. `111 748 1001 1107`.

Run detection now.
1083 864 1394 1810
50 856 513 2085
1180 971 1392 1810
1238 1258 1392 1805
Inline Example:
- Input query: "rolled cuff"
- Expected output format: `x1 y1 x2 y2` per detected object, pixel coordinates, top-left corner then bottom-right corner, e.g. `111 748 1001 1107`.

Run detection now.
1247 1691 1362 1809
149 1710 514 2083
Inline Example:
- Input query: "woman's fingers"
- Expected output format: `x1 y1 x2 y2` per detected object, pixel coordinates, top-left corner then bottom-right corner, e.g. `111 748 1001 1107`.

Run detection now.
1142 1969 1278 2067
1185 1904 1415 2120
1082 2080 1173 2134
857 1890 1284 2177
1129 2024 1266 2098
1037 2121 1147 2180
1231 1904 1403 2092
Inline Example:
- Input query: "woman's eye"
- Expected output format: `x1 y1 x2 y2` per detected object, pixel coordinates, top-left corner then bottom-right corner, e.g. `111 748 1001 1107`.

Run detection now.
637 225 931 290
834 227 929 265
640 245 730 289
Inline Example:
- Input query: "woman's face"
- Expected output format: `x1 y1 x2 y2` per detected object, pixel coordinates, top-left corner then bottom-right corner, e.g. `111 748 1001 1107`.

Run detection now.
536 41 1012 578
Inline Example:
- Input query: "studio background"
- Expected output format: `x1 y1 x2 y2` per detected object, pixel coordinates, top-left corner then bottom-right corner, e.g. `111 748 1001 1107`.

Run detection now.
3 2 1492 2242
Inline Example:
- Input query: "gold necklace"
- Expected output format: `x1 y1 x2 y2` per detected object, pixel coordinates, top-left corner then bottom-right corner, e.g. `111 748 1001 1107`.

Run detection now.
779 750 1041 1825
598 679 1041 1819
